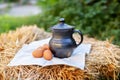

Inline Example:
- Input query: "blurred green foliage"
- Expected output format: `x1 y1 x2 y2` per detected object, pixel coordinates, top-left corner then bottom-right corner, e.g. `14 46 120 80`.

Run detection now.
36 0 120 46
0 0 120 46
0 15 39 33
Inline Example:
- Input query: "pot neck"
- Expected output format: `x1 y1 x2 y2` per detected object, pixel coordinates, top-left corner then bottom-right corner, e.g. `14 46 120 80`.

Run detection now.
52 29 73 39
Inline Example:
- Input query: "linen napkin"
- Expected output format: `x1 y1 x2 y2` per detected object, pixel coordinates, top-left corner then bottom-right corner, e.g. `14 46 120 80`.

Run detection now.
8 37 91 69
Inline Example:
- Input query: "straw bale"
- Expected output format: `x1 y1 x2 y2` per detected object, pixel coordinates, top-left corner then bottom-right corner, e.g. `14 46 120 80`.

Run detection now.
4 65 86 80
84 36 120 80
0 26 120 80
0 73 4 80
0 25 50 80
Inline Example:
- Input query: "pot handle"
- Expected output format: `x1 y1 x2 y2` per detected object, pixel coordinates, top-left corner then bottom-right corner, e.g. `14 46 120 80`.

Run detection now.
73 30 83 46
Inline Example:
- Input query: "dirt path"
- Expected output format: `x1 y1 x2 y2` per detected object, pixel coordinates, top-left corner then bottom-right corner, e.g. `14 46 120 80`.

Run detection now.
8 5 42 16
0 0 42 16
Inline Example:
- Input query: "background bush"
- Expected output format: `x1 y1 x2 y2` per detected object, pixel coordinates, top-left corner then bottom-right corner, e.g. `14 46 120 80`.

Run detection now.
37 0 120 45
0 0 120 46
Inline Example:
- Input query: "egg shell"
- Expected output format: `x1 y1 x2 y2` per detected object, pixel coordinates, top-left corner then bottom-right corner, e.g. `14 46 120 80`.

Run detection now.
42 44 50 50
43 50 53 60
37 46 45 51
32 48 44 58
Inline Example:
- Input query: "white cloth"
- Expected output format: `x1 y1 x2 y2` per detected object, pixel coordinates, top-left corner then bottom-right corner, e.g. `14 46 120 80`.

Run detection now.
8 38 91 69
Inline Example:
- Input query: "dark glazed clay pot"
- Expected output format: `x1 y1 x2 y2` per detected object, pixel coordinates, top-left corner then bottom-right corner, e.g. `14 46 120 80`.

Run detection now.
49 18 83 58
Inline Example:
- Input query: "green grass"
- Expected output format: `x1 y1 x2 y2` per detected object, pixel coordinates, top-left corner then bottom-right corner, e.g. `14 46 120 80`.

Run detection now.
0 15 40 33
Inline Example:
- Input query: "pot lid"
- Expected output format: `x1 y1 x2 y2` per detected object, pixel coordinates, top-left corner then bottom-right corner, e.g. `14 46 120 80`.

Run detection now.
52 18 73 29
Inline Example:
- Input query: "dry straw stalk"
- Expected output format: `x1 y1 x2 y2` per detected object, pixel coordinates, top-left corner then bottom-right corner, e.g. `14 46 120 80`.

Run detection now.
0 26 120 80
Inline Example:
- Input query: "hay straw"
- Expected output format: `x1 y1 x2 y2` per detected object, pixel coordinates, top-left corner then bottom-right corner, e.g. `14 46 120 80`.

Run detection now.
0 26 120 80
0 25 50 80
84 37 120 80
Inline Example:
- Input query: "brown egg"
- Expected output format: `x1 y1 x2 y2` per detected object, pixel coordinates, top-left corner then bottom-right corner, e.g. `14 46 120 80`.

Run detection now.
37 46 44 50
43 50 53 60
42 44 50 50
32 48 44 58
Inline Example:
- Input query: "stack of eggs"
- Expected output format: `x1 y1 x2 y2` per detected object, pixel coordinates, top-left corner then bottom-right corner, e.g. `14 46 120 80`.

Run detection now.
32 44 53 60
